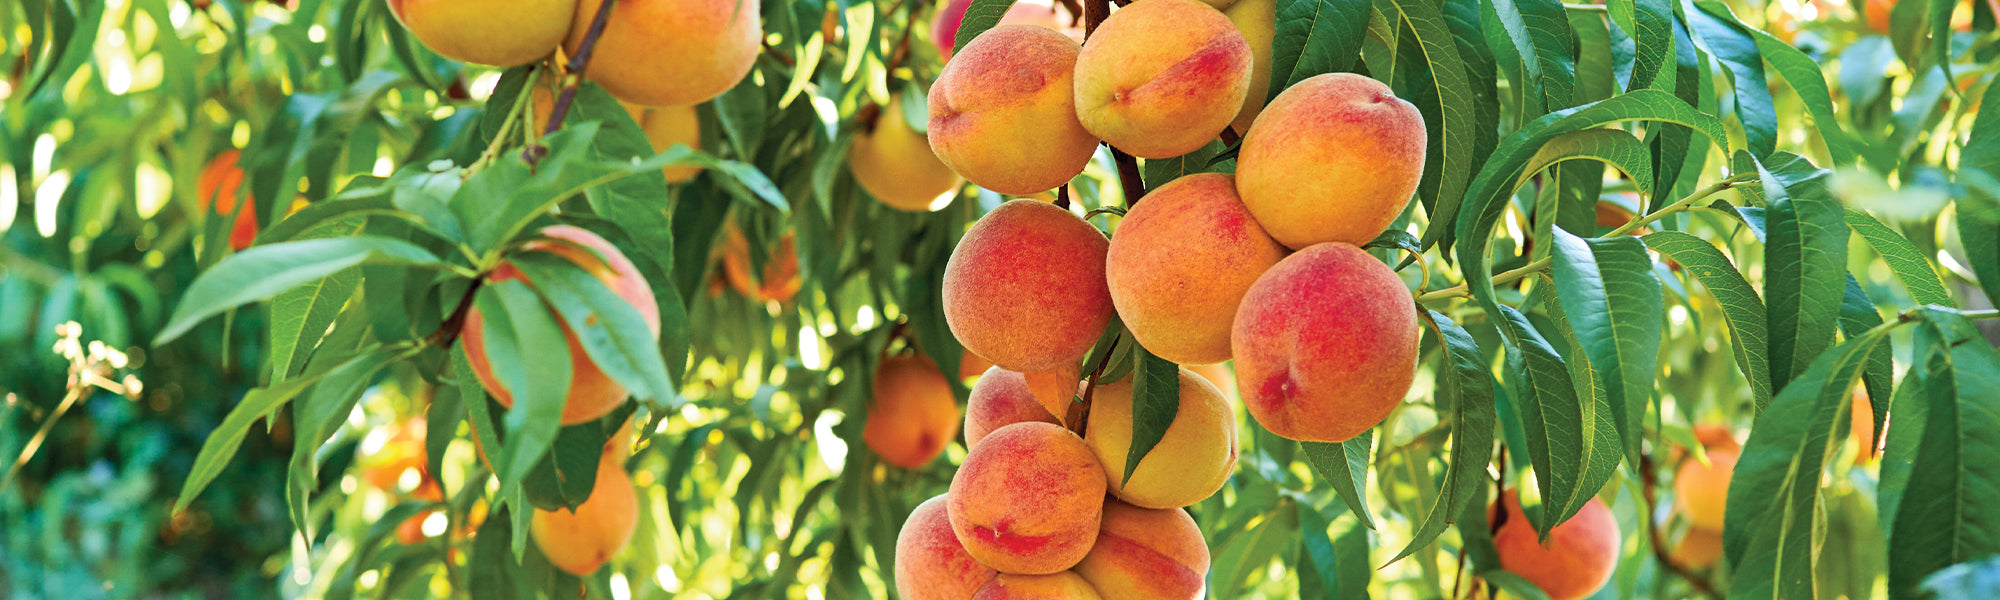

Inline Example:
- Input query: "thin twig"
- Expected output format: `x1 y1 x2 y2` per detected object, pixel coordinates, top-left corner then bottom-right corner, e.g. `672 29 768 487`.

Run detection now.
1639 453 1727 600
424 279 487 349
523 0 622 166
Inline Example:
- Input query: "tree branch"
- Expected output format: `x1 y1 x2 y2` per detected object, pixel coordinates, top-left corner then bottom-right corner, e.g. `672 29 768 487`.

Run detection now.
1639 453 1727 600
523 0 622 166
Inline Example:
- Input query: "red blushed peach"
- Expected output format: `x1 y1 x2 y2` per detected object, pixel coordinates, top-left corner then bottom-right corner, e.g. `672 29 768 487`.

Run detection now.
1073 499 1209 600
1488 487 1621 600
1236 72 1427 249
965 367 1061 448
948 422 1108 575
929 26 1101 195
1073 0 1252 158
896 494 998 600
565 0 760 107
863 354 963 469
943 200 1114 374
1105 173 1287 365
1230 242 1416 442
974 572 1105 599
462 225 662 425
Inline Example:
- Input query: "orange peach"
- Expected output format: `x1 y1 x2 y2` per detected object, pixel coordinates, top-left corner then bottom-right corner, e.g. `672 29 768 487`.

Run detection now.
1186 362 1237 404
462 225 662 425
1084 370 1237 509
1674 448 1736 531
961 349 996 380
929 26 1100 195
965 366 1061 448
1670 526 1723 569
1489 488 1621 600
198 150 258 251
1230 242 1416 442
719 223 804 304
942 200 1114 373
641 104 703 184
851 95 963 211
975 572 1104 599
530 461 638 575
949 422 1108 574
566 0 760 107
863 354 963 469
1235 73 1427 248
1105 173 1286 364
896 494 998 600
1073 499 1209 600
1073 0 1252 158
389 0 575 67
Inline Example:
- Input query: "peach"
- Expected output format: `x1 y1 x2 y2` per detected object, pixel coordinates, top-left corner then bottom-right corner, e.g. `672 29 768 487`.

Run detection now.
942 200 1114 373
530 461 638 575
1186 362 1237 403
1230 242 1416 442
851 95 963 211
965 367 1061 448
933 0 1085 62
462 225 662 425
1852 387 1884 464
719 223 804 304
1084 370 1237 509
863 354 963 469
896 494 998 600
949 422 1108 574
397 510 432 545
642 104 703 184
1669 526 1723 569
1489 487 1621 600
1105 173 1286 365
565 0 760 107
1223 0 1274 134
1074 499 1209 600
1235 72 1427 248
1673 448 1735 531
961 349 996 380
975 572 1104 600
198 150 258 251
929 26 1100 195
1073 0 1252 158
389 0 575 67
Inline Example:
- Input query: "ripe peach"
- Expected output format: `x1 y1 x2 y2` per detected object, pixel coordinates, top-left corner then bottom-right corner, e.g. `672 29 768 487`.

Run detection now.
961 349 996 380
949 422 1108 574
1084 370 1237 509
1235 73 1426 248
942 200 1114 374
1669 526 1723 569
863 354 963 469
851 96 963 211
929 26 1100 195
1105 173 1286 365
462 225 662 425
1230 242 1416 442
388 0 575 67
1073 0 1251 158
1186 362 1237 403
198 150 258 251
1224 0 1275 134
1074 499 1209 600
1852 387 1885 464
933 0 1084 62
396 509 432 545
719 223 804 304
565 0 760 107
965 366 1061 448
975 572 1105 599
642 104 703 184
1673 447 1735 531
896 494 998 600
530 461 638 575
1488 487 1621 600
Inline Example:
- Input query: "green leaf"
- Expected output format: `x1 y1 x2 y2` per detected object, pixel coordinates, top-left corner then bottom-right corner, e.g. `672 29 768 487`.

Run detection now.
1838 276 1895 425
1269 0 1373 96
468 506 527 600
1686 2 1776 159
951 0 1017 57
1512 0 1577 110
1301 431 1376 529
1492 304 1620 537
1844 209 1954 307
1761 157 1849 397
1123 349 1180 485
1643 231 1772 406
1375 0 1477 254
509 252 674 406
523 407 631 511
1140 141 1225 189
1389 309 1496 562
1297 499 1371 600
288 348 400 535
1885 310 2000 598
154 237 445 345
174 367 331 514
1608 0 1672 92
1954 214 2000 309
1510 128 1657 208
473 280 572 503
1549 230 1661 465
1210 499 1302 598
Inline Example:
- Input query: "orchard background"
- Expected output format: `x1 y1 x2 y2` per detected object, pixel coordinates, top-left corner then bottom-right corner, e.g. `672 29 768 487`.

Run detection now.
2 0 2000 597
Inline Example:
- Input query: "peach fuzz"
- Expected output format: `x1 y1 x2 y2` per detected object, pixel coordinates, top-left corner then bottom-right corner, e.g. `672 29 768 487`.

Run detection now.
389 0 574 67
975 572 1104 600
1230 242 1416 442
1073 0 1252 158
529 460 638 575
1084 370 1237 509
863 354 962 469
896 494 997 600
851 95 963 211
462 225 662 425
566 0 760 107
1105 173 1286 365
948 422 1108 575
1488 488 1621 600
942 200 1114 374
1236 72 1427 248
1074 499 1208 600
929 26 1100 195
965 366 1061 448
1673 447 1736 531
